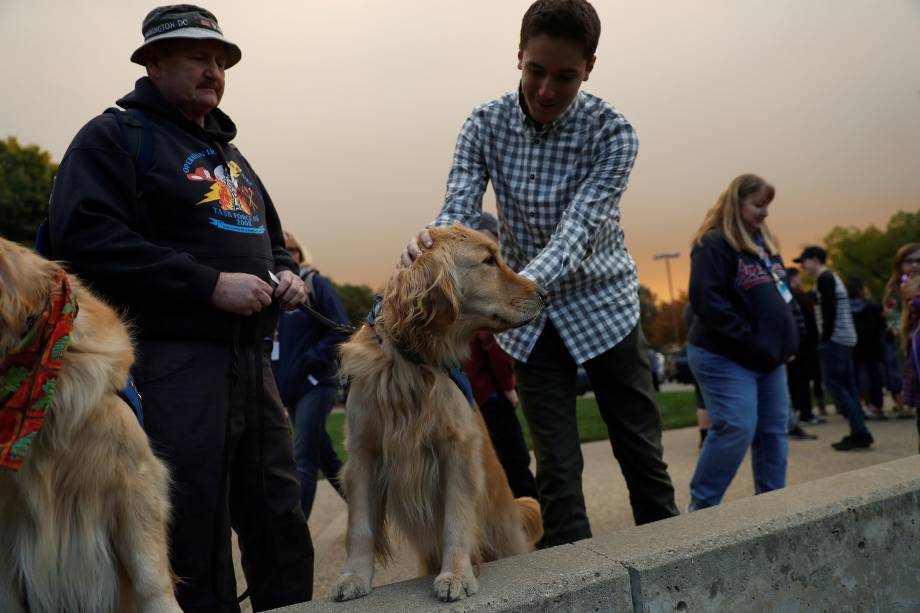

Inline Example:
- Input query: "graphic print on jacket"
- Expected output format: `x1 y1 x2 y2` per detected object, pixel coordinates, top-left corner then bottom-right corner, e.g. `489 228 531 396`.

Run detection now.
736 259 786 290
185 154 262 232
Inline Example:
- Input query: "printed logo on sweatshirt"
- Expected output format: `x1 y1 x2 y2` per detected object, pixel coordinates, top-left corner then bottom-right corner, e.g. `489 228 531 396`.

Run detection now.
184 149 265 234
736 259 785 290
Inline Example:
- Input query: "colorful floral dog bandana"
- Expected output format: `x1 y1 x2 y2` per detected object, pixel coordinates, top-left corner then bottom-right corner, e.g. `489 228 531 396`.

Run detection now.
0 271 77 470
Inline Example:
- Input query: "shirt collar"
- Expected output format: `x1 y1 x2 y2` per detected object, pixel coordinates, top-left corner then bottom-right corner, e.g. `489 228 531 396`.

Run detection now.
513 82 583 136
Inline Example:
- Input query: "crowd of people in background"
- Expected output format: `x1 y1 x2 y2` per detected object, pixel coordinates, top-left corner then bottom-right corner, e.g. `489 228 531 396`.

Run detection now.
680 174 920 510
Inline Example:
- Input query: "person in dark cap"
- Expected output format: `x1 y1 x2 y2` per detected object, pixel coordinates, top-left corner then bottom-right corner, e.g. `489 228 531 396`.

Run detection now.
48 5 313 611
795 245 874 451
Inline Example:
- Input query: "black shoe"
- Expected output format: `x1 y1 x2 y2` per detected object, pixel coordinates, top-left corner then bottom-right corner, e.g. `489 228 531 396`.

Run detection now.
802 416 827 425
789 426 818 440
831 433 874 451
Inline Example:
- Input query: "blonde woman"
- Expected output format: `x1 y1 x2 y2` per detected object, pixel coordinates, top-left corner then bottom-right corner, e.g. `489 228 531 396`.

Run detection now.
686 174 798 510
883 243 920 418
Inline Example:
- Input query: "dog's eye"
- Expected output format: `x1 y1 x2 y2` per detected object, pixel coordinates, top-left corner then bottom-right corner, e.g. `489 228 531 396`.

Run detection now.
481 256 497 266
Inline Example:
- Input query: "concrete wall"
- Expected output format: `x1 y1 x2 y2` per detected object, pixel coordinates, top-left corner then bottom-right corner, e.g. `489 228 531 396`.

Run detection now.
273 456 920 612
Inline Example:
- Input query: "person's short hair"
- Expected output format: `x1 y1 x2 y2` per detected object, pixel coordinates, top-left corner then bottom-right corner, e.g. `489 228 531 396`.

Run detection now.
474 212 499 239
520 0 601 60
845 276 865 300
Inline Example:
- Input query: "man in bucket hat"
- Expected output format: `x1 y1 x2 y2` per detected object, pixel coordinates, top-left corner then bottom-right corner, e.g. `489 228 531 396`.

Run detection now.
48 5 314 611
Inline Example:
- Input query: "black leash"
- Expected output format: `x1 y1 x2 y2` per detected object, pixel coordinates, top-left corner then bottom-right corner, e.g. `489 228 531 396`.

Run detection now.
268 270 356 336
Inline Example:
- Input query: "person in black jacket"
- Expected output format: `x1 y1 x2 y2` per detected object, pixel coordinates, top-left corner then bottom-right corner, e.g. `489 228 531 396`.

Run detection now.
686 174 798 511
785 268 825 432
272 232 348 520
47 6 313 611
846 276 887 420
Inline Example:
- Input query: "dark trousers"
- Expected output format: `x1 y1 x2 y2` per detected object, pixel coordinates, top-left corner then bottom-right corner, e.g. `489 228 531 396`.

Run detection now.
817 341 871 437
479 394 538 499
786 355 815 421
135 339 313 613
515 322 678 546
853 353 884 409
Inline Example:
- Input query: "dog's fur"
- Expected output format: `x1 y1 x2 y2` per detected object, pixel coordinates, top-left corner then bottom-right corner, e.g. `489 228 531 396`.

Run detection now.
333 225 545 603
0 238 180 613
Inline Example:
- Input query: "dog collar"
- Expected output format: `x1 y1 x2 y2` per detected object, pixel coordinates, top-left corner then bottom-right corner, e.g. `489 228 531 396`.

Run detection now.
0 271 78 470
365 294 473 407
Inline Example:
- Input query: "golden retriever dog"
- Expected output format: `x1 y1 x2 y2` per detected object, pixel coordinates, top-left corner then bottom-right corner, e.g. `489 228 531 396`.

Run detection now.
334 225 545 603
0 237 180 613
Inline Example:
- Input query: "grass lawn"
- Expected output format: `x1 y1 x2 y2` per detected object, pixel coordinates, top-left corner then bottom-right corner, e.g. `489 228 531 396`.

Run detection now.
324 389 697 463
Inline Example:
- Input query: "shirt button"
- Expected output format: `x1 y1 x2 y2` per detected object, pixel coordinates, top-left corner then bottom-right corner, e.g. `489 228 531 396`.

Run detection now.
529 173 535 180
529 211 536 217
533 138 541 145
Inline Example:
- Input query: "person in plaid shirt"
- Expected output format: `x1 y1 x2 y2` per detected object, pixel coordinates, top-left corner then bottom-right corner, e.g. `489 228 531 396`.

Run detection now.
403 0 678 546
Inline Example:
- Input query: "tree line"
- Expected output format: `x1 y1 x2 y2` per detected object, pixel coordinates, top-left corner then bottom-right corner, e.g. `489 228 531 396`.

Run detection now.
2 136 916 346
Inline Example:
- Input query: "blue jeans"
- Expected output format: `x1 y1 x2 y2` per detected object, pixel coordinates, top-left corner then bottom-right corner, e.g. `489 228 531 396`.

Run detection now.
817 341 870 437
292 384 343 519
688 345 789 509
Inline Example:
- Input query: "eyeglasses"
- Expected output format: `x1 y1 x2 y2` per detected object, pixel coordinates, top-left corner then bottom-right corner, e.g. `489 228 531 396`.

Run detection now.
904 256 920 265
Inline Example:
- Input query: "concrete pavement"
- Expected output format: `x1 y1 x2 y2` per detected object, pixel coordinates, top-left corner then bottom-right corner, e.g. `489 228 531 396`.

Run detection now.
236 411 917 609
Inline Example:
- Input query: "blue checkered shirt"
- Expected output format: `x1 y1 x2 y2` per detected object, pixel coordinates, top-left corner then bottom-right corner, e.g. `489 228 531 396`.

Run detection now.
432 89 640 364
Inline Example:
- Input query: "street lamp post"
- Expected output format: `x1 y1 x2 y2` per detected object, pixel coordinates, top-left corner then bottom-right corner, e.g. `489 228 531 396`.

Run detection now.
653 251 680 348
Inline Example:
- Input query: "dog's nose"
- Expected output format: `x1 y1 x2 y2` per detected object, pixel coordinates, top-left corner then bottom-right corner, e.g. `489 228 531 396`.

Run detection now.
537 287 549 305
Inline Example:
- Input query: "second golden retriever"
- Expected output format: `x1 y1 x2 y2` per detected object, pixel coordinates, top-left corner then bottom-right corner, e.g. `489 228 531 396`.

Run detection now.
334 225 545 603
0 237 179 613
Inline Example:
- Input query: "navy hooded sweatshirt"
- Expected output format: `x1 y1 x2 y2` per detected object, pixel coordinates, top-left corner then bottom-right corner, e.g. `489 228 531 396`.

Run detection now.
688 231 799 371
48 77 295 342
271 269 350 406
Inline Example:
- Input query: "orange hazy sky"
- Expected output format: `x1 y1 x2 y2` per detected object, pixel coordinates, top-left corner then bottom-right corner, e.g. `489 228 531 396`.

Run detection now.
2 1 918 301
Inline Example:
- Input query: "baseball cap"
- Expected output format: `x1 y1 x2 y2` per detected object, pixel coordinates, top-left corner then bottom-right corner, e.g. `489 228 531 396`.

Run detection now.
792 245 827 264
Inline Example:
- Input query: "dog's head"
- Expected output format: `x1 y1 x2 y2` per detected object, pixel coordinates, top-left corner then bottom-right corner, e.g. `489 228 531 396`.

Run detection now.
381 225 544 361
0 237 67 359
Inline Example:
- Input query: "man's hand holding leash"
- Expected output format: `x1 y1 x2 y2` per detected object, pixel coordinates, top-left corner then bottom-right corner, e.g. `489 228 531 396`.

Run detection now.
211 270 305 316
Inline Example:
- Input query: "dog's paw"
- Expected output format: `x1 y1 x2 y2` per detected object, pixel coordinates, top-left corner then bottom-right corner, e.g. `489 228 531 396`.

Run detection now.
334 573 371 601
433 571 479 602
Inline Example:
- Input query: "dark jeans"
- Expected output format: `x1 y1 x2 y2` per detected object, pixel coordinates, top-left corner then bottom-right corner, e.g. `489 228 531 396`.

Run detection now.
515 322 678 546
479 393 538 499
135 339 313 613
292 384 343 519
817 341 871 437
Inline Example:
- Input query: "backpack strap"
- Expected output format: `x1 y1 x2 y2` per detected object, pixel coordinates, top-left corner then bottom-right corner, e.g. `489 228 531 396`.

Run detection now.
37 108 154 258
105 107 154 189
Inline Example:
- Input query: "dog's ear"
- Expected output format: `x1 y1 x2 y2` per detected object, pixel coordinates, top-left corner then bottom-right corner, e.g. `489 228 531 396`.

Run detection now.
383 249 460 354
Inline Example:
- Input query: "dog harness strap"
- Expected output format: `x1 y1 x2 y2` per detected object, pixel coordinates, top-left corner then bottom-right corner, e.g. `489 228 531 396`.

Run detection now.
448 367 475 408
367 294 474 406
116 375 144 428
366 293 383 328
0 271 78 470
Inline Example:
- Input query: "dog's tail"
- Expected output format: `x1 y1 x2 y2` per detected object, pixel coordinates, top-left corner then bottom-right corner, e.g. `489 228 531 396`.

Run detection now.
515 496 544 545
